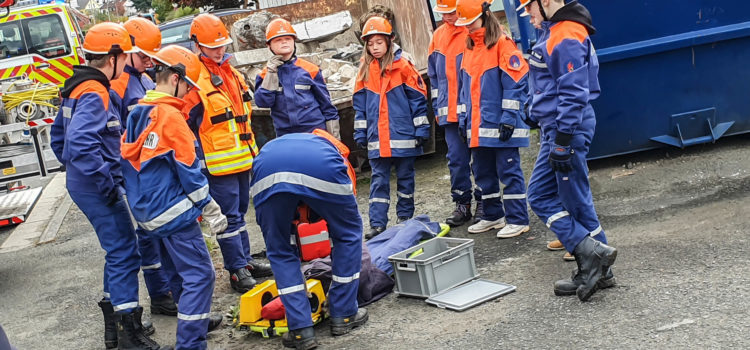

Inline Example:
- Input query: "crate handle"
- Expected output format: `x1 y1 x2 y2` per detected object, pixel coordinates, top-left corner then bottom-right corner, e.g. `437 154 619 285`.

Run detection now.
397 262 416 272
440 253 463 266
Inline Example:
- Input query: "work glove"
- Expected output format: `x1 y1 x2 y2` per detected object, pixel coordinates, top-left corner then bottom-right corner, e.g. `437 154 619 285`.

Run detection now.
325 119 341 140
356 139 367 150
415 136 428 148
202 199 228 235
499 123 515 142
548 132 574 173
266 55 284 73
260 70 279 91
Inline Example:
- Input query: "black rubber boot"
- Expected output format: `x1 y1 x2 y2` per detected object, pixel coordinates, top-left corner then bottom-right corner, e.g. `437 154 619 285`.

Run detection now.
207 314 223 332
133 306 155 336
98 299 118 349
246 260 273 278
229 267 256 293
330 308 368 336
364 227 384 240
555 267 617 296
116 311 171 350
396 216 411 224
445 202 472 227
281 327 318 349
150 294 177 317
571 236 617 301
472 201 484 225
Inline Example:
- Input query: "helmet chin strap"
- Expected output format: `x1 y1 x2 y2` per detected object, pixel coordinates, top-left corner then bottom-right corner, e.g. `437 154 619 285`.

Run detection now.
111 54 118 80
536 0 549 21
174 76 180 97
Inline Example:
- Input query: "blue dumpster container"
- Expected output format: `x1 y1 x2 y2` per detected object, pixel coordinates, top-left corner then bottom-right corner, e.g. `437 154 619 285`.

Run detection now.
505 0 750 159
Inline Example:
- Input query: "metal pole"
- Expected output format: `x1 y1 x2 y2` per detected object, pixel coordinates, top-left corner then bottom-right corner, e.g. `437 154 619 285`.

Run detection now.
30 128 48 178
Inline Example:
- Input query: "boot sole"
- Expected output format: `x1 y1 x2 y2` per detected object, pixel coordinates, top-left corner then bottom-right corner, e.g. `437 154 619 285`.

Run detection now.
105 340 117 349
496 226 530 239
554 276 617 296
445 219 470 227
468 222 506 234
330 313 369 336
282 337 319 350
249 270 274 278
577 248 618 301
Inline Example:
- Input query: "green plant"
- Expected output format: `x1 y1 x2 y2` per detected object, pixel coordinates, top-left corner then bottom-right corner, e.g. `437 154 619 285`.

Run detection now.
164 6 200 21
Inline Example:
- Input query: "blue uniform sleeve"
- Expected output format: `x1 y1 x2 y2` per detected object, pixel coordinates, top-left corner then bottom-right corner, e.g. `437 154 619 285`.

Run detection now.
352 88 367 144
548 38 590 135
311 72 339 121
109 89 126 123
51 106 66 162
427 50 439 114
457 70 468 135
500 71 528 127
254 73 277 108
67 93 115 196
404 86 429 139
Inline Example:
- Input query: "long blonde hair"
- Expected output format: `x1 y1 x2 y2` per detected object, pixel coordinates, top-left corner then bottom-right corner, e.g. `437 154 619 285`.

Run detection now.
466 7 503 50
357 35 396 82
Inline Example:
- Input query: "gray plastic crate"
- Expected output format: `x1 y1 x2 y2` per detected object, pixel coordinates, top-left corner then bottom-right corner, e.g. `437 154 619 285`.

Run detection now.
388 237 479 298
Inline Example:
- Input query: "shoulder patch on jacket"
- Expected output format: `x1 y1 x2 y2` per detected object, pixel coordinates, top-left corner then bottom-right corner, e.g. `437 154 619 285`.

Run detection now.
547 21 588 56
497 37 529 83
143 132 159 149
295 58 320 80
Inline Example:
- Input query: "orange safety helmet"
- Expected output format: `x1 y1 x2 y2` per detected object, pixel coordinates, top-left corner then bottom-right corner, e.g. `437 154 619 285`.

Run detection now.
516 0 533 11
153 45 201 89
124 17 162 57
455 0 493 27
190 14 233 49
83 22 136 55
433 0 458 13
360 16 393 40
265 18 297 43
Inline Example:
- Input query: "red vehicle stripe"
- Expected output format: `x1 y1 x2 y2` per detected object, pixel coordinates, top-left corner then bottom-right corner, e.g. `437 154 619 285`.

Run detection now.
35 69 59 85
9 65 21 77
48 64 71 80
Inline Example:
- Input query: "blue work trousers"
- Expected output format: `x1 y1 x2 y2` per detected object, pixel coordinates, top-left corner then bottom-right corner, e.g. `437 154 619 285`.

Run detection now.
368 156 416 228
136 227 172 298
69 190 140 314
255 192 361 331
527 128 607 252
206 170 251 271
443 123 481 204
471 147 529 225
158 223 215 350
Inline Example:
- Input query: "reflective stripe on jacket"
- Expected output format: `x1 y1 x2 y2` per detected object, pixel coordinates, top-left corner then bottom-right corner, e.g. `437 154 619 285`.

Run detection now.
459 28 530 148
250 133 355 207
353 48 429 159
121 91 210 237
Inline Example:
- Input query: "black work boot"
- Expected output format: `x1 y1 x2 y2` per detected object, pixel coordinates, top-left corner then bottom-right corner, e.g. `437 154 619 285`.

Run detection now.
98 299 118 349
396 216 411 224
207 314 224 332
446 202 472 227
330 308 368 336
472 201 484 224
229 267 257 293
571 236 617 301
246 260 273 278
116 311 171 350
150 294 177 316
281 327 318 349
364 227 385 240
555 267 617 296
133 306 155 336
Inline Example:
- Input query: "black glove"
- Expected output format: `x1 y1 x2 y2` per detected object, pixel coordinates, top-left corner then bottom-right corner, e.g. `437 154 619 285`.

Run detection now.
548 132 574 173
105 188 120 207
415 136 428 148
499 124 514 142
356 140 367 150
523 117 540 130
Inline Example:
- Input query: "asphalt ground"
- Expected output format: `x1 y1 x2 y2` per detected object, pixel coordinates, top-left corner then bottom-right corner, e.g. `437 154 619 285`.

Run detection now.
2 133 750 349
